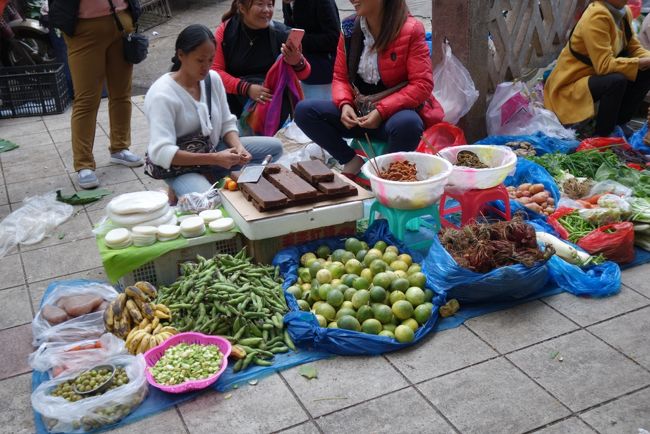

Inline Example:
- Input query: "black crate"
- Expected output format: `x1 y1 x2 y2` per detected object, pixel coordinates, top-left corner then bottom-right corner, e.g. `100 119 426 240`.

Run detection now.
0 63 70 119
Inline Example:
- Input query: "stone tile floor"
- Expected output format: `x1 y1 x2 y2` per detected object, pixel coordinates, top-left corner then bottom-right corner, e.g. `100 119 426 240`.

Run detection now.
1 98 649 434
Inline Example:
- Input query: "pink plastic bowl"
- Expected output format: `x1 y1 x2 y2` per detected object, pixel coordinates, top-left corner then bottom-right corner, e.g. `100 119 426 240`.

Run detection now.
144 332 232 394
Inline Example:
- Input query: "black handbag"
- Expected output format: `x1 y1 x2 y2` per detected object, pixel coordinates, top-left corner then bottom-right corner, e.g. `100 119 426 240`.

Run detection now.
144 74 214 180
107 0 149 64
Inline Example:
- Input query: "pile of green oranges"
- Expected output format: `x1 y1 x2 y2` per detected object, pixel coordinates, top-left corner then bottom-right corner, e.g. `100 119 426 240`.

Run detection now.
286 238 435 343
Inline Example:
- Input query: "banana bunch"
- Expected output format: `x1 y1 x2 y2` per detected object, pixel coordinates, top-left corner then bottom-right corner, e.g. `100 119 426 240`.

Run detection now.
104 281 172 339
124 315 179 354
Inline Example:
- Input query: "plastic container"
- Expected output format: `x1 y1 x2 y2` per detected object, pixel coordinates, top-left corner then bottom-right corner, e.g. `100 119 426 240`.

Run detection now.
143 332 232 394
437 145 517 190
361 152 453 210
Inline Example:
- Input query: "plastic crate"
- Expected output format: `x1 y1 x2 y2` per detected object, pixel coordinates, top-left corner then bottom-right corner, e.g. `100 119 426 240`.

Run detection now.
119 232 243 287
0 63 70 119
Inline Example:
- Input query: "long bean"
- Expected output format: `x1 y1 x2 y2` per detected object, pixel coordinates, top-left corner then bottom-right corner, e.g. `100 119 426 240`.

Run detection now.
558 212 598 243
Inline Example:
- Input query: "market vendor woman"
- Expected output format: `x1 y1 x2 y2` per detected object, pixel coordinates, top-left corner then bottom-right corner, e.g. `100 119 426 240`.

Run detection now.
545 0 650 137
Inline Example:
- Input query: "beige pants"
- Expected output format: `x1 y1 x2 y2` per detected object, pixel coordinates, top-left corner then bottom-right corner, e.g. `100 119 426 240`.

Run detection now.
64 12 134 171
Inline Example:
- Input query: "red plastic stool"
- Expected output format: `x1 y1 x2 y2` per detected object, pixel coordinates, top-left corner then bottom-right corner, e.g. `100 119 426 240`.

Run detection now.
439 184 511 229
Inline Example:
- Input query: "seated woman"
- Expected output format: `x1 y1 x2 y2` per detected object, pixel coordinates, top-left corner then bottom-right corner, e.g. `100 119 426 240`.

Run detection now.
212 0 311 132
545 0 650 137
282 0 340 100
294 0 443 184
144 24 283 197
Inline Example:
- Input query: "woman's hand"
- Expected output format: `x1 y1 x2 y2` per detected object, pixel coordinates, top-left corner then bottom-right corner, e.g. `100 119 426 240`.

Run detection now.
340 104 359 129
358 109 382 129
640 57 650 71
248 84 272 104
235 147 252 165
281 40 303 66
213 149 243 169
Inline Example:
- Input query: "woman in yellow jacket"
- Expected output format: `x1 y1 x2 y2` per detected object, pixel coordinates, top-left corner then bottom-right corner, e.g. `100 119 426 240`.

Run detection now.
545 0 650 137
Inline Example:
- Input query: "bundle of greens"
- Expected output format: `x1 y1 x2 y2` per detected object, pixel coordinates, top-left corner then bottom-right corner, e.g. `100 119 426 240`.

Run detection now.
529 150 619 180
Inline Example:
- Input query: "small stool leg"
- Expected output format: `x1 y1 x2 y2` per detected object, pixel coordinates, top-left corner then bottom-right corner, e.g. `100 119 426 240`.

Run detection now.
368 201 380 226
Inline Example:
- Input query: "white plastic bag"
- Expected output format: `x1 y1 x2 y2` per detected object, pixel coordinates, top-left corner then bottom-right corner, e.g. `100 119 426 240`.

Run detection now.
177 186 221 214
486 81 575 139
0 191 73 258
29 334 126 377
433 40 479 125
32 281 118 346
588 180 633 198
31 354 148 433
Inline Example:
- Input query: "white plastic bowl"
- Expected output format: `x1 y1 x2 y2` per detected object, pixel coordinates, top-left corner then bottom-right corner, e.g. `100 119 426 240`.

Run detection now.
437 145 517 190
361 152 453 210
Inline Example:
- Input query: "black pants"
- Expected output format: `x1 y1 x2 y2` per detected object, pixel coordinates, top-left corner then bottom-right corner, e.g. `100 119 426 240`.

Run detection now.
588 68 650 136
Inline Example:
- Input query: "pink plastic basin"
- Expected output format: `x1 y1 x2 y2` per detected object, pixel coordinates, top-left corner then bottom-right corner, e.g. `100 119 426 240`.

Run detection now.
144 332 232 394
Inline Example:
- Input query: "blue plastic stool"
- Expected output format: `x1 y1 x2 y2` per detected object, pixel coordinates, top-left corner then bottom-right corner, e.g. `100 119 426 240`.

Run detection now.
367 200 440 241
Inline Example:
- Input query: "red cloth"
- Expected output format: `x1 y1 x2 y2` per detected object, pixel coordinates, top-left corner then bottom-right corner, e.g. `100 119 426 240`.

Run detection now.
331 16 444 128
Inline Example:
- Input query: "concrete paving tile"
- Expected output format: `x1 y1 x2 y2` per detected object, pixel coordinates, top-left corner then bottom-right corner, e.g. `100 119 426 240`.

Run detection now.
418 357 569 433
588 307 650 370
3 158 67 184
0 324 33 379
282 356 408 417
507 330 650 411
131 127 150 145
20 209 93 252
0 144 60 166
22 237 103 282
621 265 650 299
56 137 114 171
315 387 455 434
0 130 53 149
532 417 597 434
0 118 46 140
49 125 106 144
83 179 146 212
6 173 74 204
179 374 308 433
0 115 44 127
42 111 72 131
140 175 170 193
542 286 650 327
276 421 320 434
0 373 35 434
386 326 498 383
87 208 108 227
0 203 10 220
104 409 187 434
0 186 7 205
0 253 25 290
28 267 107 313
0 285 33 329
580 387 650 433
466 300 579 353
94 164 139 186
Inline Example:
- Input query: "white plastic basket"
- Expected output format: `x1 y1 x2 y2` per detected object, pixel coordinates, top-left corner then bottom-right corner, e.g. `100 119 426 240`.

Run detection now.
437 145 517 190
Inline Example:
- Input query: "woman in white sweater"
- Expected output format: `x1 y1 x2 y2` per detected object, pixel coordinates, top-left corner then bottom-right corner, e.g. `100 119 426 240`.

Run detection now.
144 24 283 197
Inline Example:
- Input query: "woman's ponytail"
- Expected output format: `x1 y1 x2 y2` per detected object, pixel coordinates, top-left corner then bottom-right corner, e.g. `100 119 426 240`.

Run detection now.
170 55 182 72
222 0 240 22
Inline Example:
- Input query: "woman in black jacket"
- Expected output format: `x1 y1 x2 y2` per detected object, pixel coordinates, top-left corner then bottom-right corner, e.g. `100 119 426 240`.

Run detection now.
282 0 340 99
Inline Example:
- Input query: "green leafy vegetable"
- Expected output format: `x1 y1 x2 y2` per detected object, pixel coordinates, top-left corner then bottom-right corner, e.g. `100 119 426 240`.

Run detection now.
299 365 318 380
529 150 619 179
56 189 112 205
0 139 18 153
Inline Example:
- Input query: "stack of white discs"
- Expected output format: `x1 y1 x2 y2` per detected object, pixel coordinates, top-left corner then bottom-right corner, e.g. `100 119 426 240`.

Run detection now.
180 216 206 238
209 217 235 232
199 209 223 224
157 224 181 242
106 191 176 229
105 228 132 249
131 225 158 247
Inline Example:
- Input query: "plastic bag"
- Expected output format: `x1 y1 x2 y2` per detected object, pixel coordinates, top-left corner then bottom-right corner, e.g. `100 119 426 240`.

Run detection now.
415 122 466 154
31 354 148 433
629 122 650 154
273 220 444 356
589 180 633 198
486 81 575 139
576 136 630 152
432 40 479 124
0 191 73 258
423 233 550 304
32 280 118 346
29 334 126 377
546 254 621 297
476 131 579 155
176 187 221 214
577 222 636 264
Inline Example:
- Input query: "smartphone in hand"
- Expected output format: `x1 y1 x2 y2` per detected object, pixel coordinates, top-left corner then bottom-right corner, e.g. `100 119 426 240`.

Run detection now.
286 28 305 48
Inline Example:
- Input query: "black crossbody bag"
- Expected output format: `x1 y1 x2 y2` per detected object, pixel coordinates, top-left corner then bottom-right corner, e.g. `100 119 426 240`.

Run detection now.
107 0 149 64
144 74 215 180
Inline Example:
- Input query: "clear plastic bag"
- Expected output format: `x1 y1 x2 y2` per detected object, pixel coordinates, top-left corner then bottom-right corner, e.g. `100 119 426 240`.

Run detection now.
32 280 118 346
177 186 221 214
588 180 633 198
31 354 148 433
0 191 73 258
29 334 126 377
433 40 479 125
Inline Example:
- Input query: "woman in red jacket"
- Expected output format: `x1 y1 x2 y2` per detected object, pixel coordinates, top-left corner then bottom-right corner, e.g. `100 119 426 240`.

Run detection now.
294 0 443 183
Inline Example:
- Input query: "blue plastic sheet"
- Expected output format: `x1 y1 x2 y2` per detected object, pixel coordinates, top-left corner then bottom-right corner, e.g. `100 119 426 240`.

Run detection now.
423 233 550 304
475 132 579 155
273 220 445 356
629 122 650 154
505 157 561 204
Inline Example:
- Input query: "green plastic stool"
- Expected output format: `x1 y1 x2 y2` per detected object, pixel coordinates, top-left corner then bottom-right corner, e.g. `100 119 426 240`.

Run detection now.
367 200 440 241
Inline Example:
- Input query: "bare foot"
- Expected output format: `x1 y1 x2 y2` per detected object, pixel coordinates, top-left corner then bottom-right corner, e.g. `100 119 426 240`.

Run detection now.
341 155 365 175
